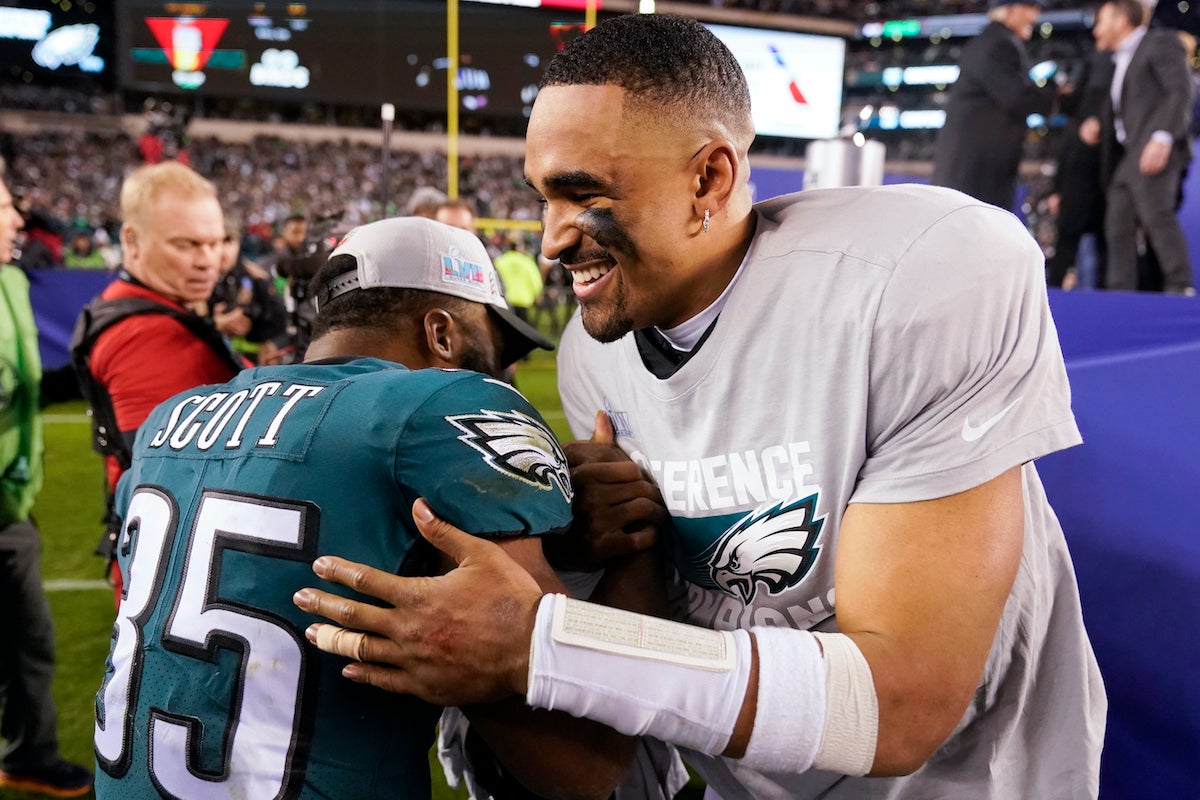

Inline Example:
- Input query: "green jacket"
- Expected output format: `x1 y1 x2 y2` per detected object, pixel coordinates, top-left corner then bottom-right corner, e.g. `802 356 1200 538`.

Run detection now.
64 250 109 269
493 249 544 309
0 265 43 525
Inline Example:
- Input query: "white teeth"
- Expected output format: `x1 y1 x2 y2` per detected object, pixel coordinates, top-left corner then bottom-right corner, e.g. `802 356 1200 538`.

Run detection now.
571 264 612 284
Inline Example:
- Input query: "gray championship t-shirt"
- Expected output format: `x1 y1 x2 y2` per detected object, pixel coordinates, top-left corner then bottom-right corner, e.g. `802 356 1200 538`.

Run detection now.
558 185 1106 799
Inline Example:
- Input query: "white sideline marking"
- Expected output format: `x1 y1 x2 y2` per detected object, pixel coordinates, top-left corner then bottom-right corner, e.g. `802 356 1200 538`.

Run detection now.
45 579 111 592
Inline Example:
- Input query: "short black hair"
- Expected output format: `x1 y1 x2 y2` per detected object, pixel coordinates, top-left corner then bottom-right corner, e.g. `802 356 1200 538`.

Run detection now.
309 253 473 339
540 14 752 136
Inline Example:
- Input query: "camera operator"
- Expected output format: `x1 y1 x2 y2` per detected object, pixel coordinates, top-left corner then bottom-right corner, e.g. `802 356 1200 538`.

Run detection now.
259 212 308 290
201 216 287 363
259 210 341 363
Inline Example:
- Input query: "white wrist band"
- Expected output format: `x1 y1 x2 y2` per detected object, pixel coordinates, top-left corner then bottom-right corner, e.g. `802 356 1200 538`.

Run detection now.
740 628 879 776
811 631 878 775
740 626 826 772
526 594 752 754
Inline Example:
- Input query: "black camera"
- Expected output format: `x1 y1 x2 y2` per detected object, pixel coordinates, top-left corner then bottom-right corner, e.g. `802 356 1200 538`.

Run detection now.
275 210 345 358
212 271 260 316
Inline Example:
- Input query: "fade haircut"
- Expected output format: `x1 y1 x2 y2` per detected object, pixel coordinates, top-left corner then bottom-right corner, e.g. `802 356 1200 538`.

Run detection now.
540 14 754 141
309 253 474 339
120 161 217 230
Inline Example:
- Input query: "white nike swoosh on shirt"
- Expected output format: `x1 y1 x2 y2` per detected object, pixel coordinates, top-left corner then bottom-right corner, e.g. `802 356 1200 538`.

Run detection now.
961 398 1023 442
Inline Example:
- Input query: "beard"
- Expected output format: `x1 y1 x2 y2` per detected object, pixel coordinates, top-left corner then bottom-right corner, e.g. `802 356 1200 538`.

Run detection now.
579 277 635 344
457 339 503 381
563 209 641 342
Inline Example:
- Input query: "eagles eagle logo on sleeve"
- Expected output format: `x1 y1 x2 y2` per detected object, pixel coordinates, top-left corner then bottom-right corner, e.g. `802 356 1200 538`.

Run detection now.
446 410 574 502
704 495 823 603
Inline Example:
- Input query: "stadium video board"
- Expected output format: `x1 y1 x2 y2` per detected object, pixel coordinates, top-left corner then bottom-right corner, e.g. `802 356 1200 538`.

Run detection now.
0 0 115 88
116 0 598 117
705 22 846 141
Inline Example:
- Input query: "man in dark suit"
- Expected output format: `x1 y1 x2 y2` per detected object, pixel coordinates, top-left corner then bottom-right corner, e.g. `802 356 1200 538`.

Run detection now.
932 0 1052 211
1080 0 1195 293
1045 48 1115 288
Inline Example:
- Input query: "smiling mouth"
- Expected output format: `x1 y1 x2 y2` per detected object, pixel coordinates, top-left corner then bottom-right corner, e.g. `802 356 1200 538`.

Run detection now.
571 262 613 285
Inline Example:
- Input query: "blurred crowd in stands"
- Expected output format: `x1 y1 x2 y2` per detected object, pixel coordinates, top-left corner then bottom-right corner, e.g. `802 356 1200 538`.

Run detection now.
0 127 541 271
0 122 577 361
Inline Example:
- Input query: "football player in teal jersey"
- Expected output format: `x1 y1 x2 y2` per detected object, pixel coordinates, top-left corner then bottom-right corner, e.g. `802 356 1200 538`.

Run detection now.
94 217 642 800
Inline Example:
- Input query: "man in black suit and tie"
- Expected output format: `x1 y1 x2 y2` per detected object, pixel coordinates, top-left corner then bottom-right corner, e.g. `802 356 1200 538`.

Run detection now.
1079 0 1195 294
932 0 1052 211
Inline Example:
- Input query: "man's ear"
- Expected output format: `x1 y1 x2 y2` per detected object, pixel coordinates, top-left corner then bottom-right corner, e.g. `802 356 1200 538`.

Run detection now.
691 139 740 221
120 223 138 256
422 308 459 368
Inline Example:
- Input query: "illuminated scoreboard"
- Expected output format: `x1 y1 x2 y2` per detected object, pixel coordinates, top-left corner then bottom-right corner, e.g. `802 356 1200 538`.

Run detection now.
0 0 115 88
117 0 601 117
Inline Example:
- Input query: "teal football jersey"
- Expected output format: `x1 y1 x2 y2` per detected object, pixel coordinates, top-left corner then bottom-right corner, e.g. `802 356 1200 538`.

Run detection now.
94 358 572 800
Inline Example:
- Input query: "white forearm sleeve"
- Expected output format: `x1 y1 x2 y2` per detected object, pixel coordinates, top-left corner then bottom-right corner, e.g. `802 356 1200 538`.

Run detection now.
526 594 752 754
526 596 879 776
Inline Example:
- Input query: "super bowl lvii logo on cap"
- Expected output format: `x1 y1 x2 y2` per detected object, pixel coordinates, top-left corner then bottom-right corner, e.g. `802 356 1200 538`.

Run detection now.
441 247 487 292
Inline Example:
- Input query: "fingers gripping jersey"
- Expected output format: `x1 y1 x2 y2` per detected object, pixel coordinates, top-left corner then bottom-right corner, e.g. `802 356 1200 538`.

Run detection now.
94 358 572 800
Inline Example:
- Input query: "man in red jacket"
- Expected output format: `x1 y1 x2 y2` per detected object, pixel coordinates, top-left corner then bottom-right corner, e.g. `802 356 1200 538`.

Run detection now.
80 161 246 600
